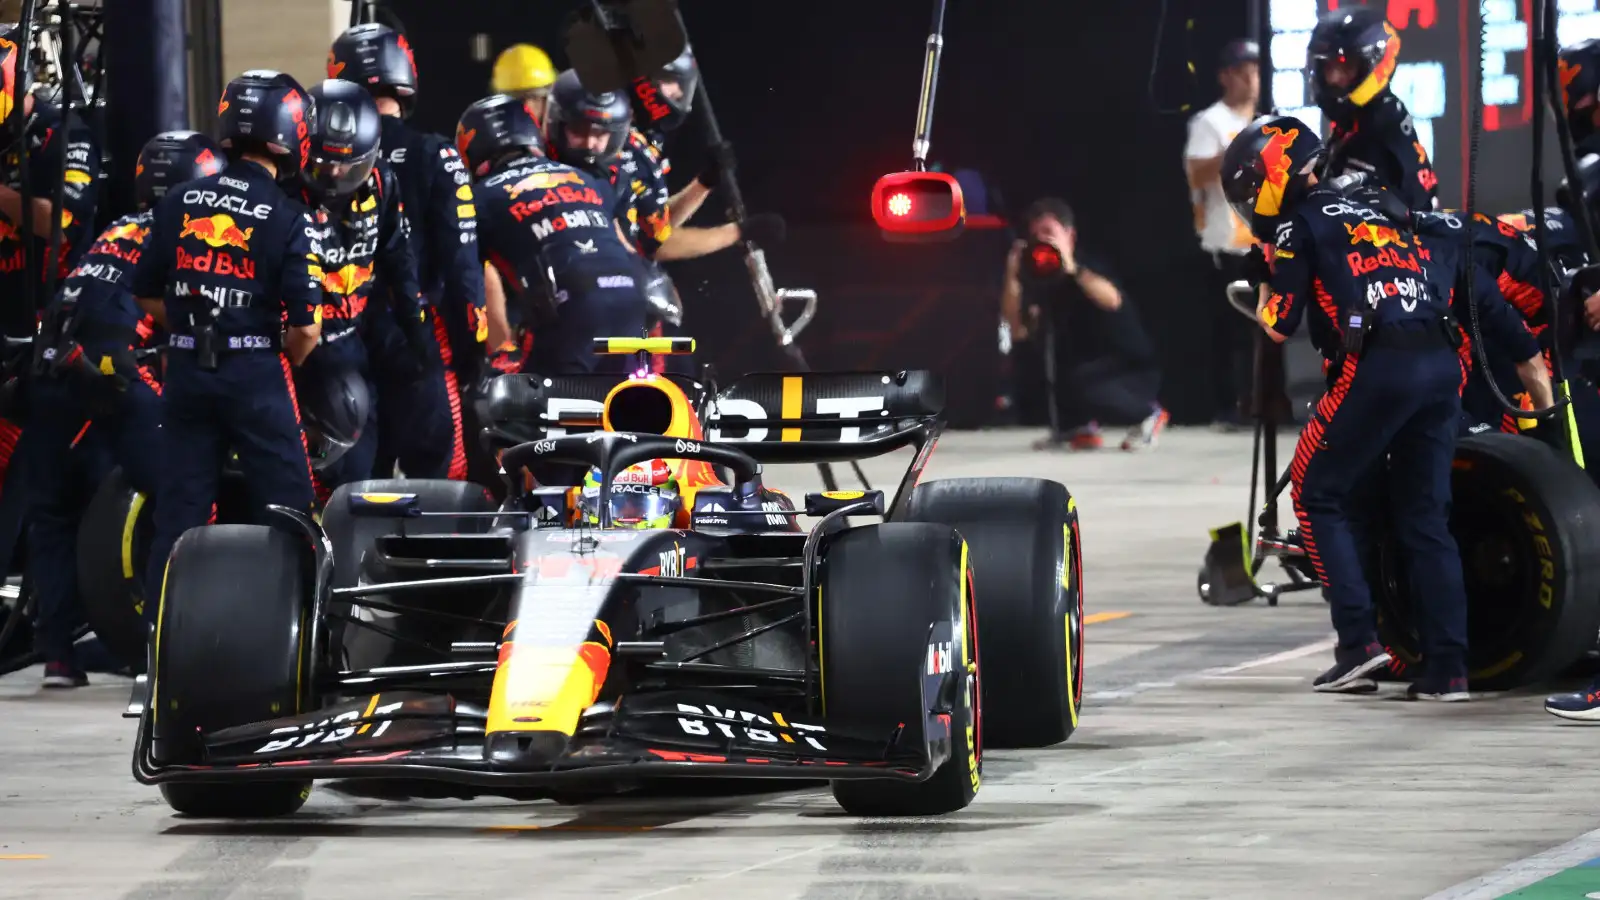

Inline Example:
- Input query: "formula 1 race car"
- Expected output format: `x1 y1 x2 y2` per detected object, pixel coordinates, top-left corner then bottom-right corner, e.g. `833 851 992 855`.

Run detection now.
127 339 1085 818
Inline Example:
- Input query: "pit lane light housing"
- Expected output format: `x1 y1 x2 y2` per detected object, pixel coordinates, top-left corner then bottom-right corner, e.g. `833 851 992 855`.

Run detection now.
871 171 966 242
873 0 965 243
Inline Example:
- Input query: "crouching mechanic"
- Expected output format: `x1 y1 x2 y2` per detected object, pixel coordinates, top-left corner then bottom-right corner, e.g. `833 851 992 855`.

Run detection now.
297 78 432 500
132 70 323 612
460 94 649 375
1223 116 1471 700
23 131 222 687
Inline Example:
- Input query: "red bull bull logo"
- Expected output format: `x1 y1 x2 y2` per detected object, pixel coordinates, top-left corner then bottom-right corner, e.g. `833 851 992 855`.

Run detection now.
1345 222 1408 249
180 213 253 250
102 222 148 246
319 263 374 296
1255 126 1300 217
0 218 21 246
507 170 586 198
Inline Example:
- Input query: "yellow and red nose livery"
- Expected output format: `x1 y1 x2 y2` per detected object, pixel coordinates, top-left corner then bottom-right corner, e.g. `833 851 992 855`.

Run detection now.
179 213 253 250
486 618 615 739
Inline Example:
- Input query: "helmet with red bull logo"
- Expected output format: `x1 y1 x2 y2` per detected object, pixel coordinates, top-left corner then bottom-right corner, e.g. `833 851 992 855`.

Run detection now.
579 460 681 529
1559 39 1600 147
307 78 382 199
329 23 419 117
134 131 226 211
545 69 632 174
1307 7 1401 122
646 46 699 134
456 93 546 178
1221 115 1325 243
217 70 317 174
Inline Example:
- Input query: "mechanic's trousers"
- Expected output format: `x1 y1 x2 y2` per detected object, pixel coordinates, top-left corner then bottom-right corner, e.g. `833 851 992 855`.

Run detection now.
368 304 468 481
27 372 162 664
145 351 316 618
1291 332 1468 671
523 277 650 376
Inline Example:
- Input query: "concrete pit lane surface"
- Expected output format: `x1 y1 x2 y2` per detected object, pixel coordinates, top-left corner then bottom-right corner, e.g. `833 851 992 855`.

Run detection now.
6 428 1600 900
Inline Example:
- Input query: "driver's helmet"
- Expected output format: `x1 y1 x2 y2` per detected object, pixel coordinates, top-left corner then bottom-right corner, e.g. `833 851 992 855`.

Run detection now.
579 459 681 529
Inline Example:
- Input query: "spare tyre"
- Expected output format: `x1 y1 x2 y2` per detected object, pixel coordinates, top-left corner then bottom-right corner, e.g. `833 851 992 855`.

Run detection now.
78 467 154 670
1374 432 1600 690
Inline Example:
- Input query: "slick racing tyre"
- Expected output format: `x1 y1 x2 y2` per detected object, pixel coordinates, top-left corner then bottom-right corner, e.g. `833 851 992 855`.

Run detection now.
77 468 154 671
150 525 312 817
900 477 1082 747
322 479 497 670
1374 433 1600 690
820 523 980 817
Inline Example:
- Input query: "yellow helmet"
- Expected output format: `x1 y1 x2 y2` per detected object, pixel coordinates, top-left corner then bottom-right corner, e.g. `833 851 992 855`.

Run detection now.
492 44 557 96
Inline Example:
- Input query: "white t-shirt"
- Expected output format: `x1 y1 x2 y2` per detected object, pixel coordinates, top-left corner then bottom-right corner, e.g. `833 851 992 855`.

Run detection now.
1184 102 1256 255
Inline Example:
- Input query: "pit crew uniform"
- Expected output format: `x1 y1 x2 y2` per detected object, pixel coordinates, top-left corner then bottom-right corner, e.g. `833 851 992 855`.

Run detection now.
25 214 165 680
476 155 647 375
0 101 102 337
368 116 484 481
132 157 321 613
303 159 430 499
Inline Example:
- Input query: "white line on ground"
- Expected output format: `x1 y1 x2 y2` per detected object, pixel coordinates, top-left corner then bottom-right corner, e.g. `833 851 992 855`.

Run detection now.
1424 825 1600 900
1199 636 1335 676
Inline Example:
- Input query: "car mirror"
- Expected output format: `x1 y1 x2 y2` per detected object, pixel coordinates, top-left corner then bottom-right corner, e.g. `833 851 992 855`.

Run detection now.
804 490 886 517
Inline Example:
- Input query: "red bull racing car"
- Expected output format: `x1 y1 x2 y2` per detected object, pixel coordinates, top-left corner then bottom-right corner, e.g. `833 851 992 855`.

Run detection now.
127 339 1085 818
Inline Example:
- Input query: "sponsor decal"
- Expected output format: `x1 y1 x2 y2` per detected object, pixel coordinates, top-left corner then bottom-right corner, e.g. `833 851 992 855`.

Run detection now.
674 702 828 751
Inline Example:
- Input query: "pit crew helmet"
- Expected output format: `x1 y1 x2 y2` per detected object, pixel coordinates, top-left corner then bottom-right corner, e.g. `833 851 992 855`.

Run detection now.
307 79 383 199
457 93 546 178
648 46 700 133
1307 7 1401 121
580 459 681 529
217 70 316 173
295 366 371 472
329 23 419 116
1221 115 1325 243
492 44 557 101
545 69 632 174
134 131 226 211
1560 39 1600 146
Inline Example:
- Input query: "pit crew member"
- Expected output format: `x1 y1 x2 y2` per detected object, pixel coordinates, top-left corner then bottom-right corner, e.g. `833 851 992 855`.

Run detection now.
132 70 323 614
0 26 102 338
297 78 431 499
329 23 507 481
24 131 221 687
1308 7 1439 211
1223 115 1467 700
459 93 648 375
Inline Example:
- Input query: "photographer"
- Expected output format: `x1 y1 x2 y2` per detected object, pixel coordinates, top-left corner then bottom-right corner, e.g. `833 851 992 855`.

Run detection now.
1002 198 1167 452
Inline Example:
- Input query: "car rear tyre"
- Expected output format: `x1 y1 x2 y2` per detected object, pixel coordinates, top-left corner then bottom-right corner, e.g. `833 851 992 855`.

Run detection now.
821 523 980 817
1374 433 1600 690
150 524 312 817
77 468 154 671
899 477 1082 747
322 479 497 670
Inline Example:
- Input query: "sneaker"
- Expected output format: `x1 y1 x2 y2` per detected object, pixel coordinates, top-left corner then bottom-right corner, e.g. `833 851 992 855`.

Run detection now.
1121 406 1170 451
1033 425 1103 452
1313 642 1392 694
42 662 88 689
1407 676 1470 702
1546 683 1600 721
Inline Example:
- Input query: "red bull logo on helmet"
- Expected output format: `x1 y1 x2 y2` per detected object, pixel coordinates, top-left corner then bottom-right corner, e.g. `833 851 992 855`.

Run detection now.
180 213 253 250
1254 126 1300 217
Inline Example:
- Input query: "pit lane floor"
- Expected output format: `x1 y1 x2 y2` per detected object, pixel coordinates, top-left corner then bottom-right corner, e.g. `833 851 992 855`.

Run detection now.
4 427 1596 900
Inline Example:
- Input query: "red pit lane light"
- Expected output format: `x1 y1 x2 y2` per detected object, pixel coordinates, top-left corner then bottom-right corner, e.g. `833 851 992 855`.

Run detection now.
871 171 965 242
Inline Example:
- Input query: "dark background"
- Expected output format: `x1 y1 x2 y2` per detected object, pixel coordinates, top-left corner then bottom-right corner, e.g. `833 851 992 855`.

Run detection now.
385 0 1256 426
